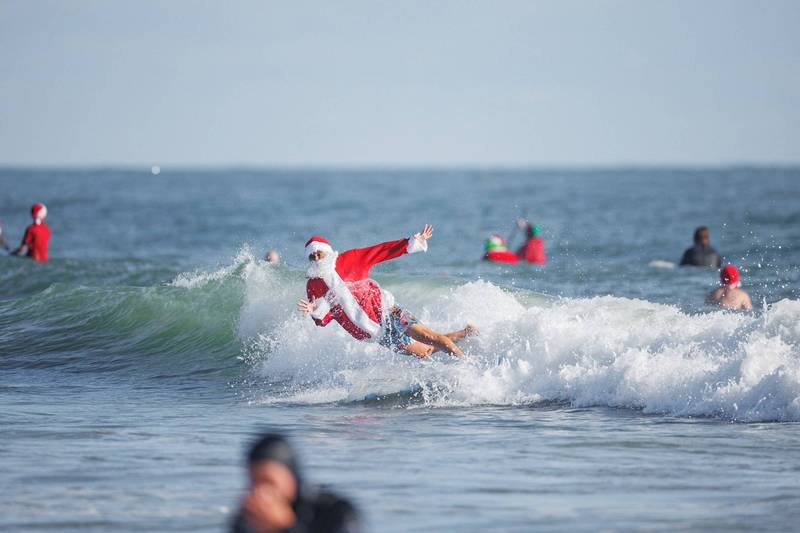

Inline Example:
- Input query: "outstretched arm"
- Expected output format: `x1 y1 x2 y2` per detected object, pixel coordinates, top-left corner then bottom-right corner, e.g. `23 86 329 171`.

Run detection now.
11 244 28 256
12 228 32 256
339 224 433 274
411 224 433 252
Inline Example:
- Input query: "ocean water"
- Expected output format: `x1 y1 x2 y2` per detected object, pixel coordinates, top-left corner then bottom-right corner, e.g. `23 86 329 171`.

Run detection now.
1 168 799 532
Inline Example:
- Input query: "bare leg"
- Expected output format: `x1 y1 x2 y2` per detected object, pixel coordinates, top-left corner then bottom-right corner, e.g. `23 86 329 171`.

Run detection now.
402 341 435 359
444 324 478 343
406 323 464 358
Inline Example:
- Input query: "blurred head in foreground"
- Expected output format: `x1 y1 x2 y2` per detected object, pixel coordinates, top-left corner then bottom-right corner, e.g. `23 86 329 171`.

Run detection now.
232 433 360 533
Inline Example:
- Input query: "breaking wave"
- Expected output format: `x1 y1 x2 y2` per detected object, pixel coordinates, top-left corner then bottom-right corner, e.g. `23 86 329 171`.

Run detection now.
4 248 797 422
219 250 800 422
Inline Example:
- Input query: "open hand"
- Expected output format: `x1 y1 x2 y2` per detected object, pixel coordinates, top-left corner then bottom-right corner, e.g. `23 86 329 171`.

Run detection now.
243 484 297 531
297 298 316 315
416 224 433 242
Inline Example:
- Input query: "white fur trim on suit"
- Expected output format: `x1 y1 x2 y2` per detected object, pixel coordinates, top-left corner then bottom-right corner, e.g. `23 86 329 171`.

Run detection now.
328 272 382 338
313 267 382 339
379 288 395 329
407 235 427 254
380 289 395 310
310 297 332 320
306 241 334 256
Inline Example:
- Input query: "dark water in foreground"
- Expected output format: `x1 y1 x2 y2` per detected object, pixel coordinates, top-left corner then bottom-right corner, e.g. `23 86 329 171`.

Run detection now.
1 168 799 531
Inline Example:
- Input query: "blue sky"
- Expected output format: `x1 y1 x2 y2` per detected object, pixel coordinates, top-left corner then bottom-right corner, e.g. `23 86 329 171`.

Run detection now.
1 0 798 166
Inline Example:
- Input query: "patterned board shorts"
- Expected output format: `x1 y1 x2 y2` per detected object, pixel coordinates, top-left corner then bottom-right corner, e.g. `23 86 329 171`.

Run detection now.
379 306 418 352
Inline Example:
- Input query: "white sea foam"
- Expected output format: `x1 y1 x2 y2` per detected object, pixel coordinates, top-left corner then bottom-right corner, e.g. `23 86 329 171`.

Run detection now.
648 259 677 269
169 246 260 289
230 257 800 422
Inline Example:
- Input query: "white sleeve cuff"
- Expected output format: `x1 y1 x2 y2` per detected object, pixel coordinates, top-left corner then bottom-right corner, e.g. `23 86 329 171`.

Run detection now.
407 235 428 254
310 298 331 319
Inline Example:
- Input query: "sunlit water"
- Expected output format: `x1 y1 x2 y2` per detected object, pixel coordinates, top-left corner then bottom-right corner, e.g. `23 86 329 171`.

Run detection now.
1 168 799 531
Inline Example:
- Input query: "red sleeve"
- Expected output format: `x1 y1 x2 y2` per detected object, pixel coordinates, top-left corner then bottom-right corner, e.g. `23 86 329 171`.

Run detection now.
22 226 34 247
337 238 410 280
306 278 333 326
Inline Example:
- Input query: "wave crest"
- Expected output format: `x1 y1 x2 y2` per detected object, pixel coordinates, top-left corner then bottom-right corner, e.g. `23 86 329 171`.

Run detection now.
239 267 800 422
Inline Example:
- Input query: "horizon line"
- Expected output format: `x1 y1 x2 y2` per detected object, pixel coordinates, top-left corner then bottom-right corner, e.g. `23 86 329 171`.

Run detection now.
1 161 799 173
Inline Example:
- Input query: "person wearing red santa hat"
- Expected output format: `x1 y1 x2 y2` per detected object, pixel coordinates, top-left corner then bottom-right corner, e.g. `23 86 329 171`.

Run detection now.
12 203 51 262
297 224 476 358
705 264 752 310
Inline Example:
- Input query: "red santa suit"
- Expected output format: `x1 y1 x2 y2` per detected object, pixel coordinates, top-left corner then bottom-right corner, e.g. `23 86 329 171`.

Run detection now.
20 203 51 262
517 238 546 264
484 249 520 264
305 234 427 341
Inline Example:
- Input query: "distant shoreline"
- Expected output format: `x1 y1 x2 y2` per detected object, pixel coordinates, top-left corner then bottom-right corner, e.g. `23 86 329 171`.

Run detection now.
1 163 799 173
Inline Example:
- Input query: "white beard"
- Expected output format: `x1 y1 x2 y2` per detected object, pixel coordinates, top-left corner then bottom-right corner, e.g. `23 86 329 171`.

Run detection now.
306 251 338 282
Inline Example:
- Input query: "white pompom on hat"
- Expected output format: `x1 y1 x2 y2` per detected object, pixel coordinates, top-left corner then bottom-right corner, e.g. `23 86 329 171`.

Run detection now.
31 203 47 221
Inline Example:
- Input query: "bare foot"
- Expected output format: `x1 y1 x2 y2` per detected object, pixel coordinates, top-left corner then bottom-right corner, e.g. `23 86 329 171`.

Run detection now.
463 324 478 337
444 324 478 344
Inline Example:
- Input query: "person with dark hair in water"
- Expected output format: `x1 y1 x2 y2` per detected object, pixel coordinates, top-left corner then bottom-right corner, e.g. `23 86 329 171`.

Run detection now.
680 226 721 267
232 433 361 533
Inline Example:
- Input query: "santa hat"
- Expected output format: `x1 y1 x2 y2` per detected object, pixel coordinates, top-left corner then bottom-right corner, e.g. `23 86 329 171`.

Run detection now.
485 233 507 252
720 264 741 287
31 203 48 222
305 235 334 256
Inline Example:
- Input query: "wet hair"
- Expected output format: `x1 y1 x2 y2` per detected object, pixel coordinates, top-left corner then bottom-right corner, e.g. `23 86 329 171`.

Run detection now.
247 433 301 483
693 226 710 244
527 224 541 238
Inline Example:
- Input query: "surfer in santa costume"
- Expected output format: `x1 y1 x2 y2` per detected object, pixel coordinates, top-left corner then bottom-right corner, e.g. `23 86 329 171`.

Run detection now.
297 224 475 358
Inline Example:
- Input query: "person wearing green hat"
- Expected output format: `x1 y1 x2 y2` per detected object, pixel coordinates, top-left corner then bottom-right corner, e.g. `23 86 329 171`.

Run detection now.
515 218 547 264
483 233 520 263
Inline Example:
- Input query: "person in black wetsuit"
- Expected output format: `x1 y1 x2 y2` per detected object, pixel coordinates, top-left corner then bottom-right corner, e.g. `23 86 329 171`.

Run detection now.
680 226 722 267
231 433 361 533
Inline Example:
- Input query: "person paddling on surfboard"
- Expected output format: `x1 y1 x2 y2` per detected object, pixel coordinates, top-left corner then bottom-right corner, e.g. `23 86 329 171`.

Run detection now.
297 225 475 358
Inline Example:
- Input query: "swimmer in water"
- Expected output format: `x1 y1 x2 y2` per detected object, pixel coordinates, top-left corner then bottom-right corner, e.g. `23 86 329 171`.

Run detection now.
515 218 546 264
706 264 753 310
265 249 280 263
11 203 51 262
231 433 361 533
483 233 520 263
297 226 476 358
680 226 721 267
